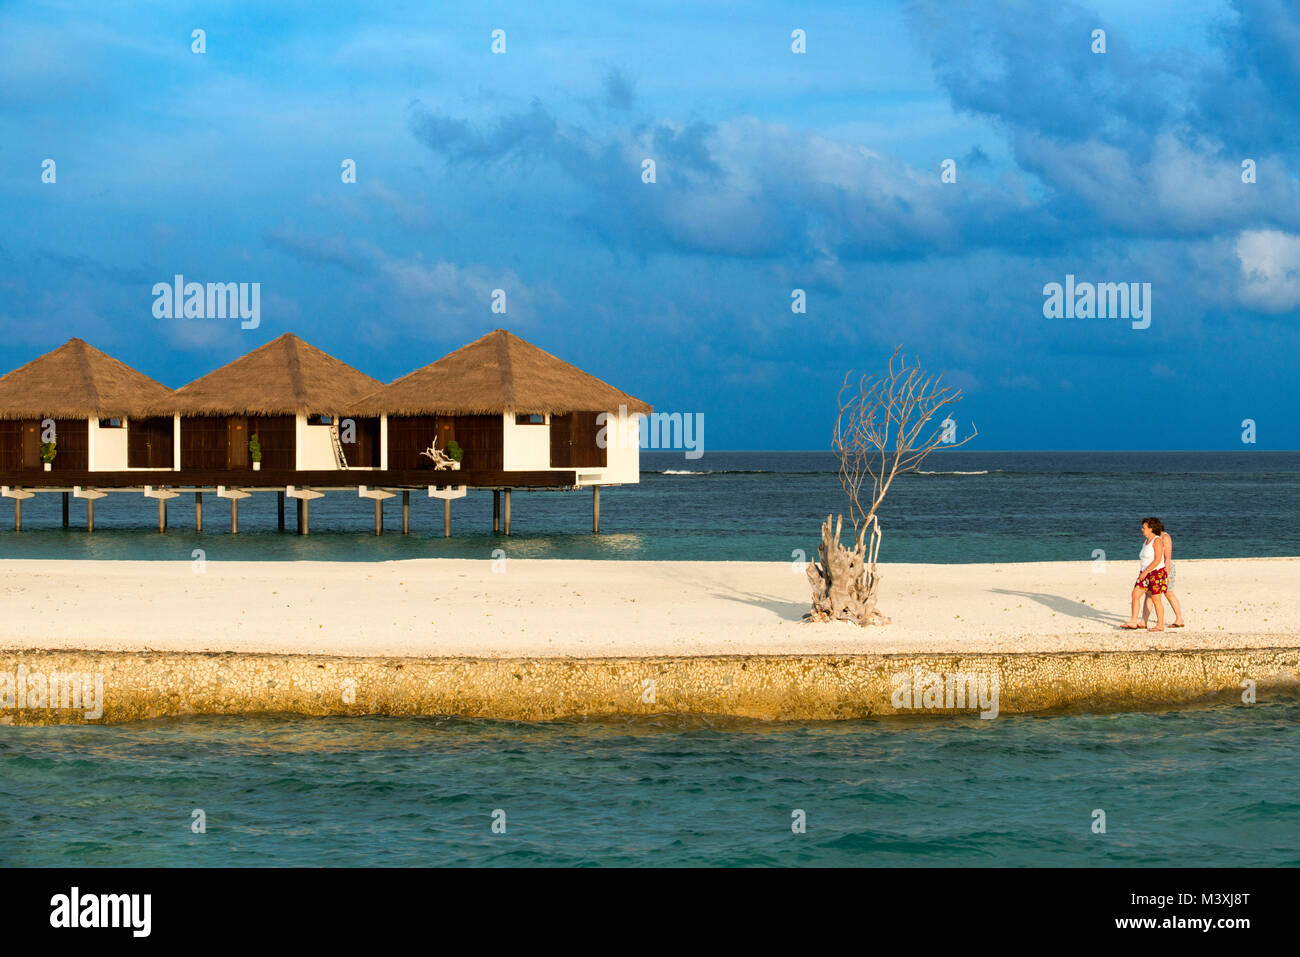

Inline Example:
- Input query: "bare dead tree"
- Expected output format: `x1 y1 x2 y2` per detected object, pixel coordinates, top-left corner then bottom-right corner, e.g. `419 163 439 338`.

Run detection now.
807 346 977 626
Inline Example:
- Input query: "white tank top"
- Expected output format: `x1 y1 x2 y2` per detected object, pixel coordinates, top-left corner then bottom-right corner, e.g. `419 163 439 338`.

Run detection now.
1139 536 1165 573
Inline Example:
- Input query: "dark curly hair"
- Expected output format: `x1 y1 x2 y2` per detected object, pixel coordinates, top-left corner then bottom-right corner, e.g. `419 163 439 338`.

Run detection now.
1142 517 1164 535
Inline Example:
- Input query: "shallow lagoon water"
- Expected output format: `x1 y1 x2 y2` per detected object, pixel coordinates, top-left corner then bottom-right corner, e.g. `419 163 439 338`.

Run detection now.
0 451 1297 564
2 699 1297 867
2 450 1297 867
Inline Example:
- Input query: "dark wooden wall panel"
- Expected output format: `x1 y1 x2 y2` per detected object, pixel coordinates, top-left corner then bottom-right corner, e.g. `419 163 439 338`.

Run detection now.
181 416 230 471
451 415 503 471
128 417 174 469
51 419 88 471
0 422 21 471
386 416 439 470
249 415 295 470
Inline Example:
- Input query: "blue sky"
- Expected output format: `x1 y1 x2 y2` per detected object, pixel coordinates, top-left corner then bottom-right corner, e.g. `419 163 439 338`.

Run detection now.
2 0 1296 449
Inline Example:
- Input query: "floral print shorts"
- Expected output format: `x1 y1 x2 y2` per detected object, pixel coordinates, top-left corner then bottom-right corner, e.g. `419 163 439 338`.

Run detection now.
1138 567 1169 595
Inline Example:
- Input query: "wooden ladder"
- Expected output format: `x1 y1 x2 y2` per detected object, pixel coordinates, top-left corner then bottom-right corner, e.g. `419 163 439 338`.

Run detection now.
330 422 349 470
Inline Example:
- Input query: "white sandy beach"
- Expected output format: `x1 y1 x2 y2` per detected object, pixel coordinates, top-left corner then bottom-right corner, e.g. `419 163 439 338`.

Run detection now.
1 556 1296 657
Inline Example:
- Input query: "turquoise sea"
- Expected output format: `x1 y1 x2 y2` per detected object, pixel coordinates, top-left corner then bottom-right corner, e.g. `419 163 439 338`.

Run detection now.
1 450 1298 563
2 699 1298 867
1 450 1297 867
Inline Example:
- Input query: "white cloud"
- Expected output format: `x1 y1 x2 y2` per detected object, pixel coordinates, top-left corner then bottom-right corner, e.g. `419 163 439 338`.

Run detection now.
1236 229 1300 312
373 255 563 335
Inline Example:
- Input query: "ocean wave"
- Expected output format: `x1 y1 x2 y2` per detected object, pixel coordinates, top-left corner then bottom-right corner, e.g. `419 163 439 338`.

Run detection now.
915 470 992 475
652 469 774 475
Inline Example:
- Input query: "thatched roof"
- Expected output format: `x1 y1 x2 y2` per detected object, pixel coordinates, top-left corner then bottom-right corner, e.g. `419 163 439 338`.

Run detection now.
0 338 173 420
356 329 652 416
159 333 382 416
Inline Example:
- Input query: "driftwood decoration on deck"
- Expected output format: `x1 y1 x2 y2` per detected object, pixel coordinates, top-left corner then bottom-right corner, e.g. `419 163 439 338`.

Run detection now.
806 346 976 626
420 439 458 470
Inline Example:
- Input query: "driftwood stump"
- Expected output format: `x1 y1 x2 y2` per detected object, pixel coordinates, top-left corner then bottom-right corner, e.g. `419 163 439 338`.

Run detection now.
806 514 888 626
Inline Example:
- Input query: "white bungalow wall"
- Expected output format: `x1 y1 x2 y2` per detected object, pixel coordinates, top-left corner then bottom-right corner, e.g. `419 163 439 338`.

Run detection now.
88 417 121 470
89 416 180 471
503 413 549 469
83 412 640 477
600 413 641 484
296 414 338 470
293 415 380 470
501 412 639 484
604 417 640 483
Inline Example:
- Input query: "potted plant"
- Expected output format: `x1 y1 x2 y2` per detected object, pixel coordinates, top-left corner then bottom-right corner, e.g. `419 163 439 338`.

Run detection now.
249 433 262 471
447 440 463 470
40 440 56 472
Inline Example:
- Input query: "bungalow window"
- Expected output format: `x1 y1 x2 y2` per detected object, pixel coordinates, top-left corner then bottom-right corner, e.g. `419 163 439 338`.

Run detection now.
308 414 334 426
98 417 125 428
516 413 545 425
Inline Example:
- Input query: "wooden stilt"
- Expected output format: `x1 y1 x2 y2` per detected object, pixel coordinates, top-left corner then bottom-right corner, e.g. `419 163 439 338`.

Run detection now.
145 488 179 534
402 491 410 534
301 497 310 536
8 490 34 531
231 497 239 534
195 492 203 532
593 485 600 534
493 489 500 533
296 497 303 534
87 499 95 532
375 498 383 536
443 498 451 537
278 491 285 530
62 492 69 527
503 488 511 536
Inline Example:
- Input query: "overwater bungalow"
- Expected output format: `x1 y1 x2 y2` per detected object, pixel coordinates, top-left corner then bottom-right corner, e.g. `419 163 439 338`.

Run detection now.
161 333 383 472
357 328 651 483
0 329 651 536
0 338 174 473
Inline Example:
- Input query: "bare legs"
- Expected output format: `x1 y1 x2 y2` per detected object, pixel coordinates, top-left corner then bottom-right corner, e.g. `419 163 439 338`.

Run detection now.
1149 589 1166 631
1165 590 1185 626
1141 590 1185 627
1127 583 1166 630
1124 584 1146 628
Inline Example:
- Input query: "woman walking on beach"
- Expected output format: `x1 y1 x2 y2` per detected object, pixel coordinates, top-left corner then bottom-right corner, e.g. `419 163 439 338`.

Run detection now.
1122 517 1167 631
1142 524 1187 628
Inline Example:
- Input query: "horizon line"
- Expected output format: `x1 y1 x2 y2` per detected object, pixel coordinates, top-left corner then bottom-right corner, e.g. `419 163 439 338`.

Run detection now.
642 448 1300 454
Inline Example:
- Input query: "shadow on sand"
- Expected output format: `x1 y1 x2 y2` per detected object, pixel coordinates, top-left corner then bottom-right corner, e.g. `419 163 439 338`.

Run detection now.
710 588 812 622
693 580 1130 628
991 588 1125 625
652 564 813 623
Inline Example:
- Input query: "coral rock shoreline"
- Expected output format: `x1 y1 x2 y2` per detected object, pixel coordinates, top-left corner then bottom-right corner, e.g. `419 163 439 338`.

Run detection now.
1 647 1296 725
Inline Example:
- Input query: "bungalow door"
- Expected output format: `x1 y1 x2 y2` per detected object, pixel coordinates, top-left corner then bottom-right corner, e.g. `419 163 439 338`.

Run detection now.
435 418 455 454
549 413 573 467
550 413 606 468
128 417 175 469
22 421 40 470
345 417 381 468
227 416 249 469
